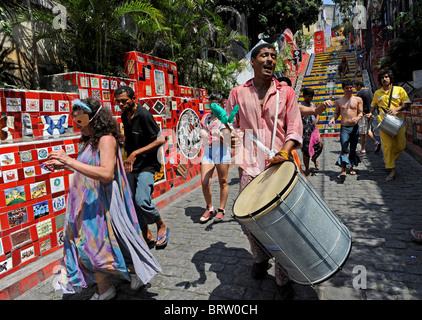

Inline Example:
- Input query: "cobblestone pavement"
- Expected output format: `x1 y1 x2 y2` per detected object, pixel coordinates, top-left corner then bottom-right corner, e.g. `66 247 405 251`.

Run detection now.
15 136 422 301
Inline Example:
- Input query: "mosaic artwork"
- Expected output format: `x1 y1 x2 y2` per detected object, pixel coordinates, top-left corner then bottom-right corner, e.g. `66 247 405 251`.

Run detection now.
0 153 16 166
8 207 28 227
5 186 26 206
30 181 47 199
36 219 53 238
33 200 49 219
10 227 32 250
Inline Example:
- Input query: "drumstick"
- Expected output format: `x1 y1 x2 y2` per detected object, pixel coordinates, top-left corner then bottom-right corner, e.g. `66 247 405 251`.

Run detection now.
245 131 276 158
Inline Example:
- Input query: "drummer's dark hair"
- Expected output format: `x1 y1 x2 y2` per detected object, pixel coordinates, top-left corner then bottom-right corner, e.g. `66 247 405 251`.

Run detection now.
251 43 276 59
377 69 394 85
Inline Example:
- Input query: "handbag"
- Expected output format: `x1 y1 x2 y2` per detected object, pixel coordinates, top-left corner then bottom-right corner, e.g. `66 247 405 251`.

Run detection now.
377 86 404 137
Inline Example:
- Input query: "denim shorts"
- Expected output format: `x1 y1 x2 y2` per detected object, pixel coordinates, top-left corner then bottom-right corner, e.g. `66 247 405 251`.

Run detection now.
202 144 231 164
340 125 359 154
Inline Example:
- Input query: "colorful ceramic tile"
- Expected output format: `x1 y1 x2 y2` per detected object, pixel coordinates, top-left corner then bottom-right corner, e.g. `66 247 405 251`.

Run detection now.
0 257 12 275
80 76 89 88
52 195 66 212
33 200 49 219
5 186 26 206
26 99 40 112
55 213 66 230
40 238 51 253
36 218 53 238
154 69 166 95
37 148 48 160
146 85 152 96
104 102 111 110
79 89 89 99
30 181 47 199
10 227 32 250
40 164 51 174
126 60 135 75
7 116 14 129
41 114 68 136
19 150 32 163
65 144 75 154
50 176 65 194
22 113 34 137
91 77 100 88
21 246 35 263
102 91 110 100
110 80 118 90
153 100 165 114
0 153 16 166
8 207 28 227
0 239 3 255
6 98 21 112
58 100 70 112
101 79 109 89
3 168 18 183
57 230 64 246
91 90 101 100
144 68 150 80
23 165 36 178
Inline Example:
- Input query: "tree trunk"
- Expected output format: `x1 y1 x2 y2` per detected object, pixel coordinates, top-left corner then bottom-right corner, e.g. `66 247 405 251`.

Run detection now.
26 0 40 89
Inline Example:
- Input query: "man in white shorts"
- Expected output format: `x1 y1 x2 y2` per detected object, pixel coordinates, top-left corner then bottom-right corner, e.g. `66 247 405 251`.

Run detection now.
354 80 381 154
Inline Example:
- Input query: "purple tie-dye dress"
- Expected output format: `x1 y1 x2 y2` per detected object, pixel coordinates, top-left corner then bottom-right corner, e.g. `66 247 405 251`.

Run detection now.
57 142 161 293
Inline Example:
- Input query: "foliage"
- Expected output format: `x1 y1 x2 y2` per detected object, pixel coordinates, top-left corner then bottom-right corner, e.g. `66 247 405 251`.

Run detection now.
215 0 322 44
1 0 322 92
379 0 422 82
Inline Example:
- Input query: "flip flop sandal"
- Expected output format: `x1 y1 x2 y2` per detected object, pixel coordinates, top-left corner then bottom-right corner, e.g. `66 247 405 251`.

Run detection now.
338 173 346 180
156 227 170 250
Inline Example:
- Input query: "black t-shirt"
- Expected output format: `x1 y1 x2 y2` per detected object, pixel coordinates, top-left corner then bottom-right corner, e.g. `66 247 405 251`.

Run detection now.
357 88 373 114
121 104 161 173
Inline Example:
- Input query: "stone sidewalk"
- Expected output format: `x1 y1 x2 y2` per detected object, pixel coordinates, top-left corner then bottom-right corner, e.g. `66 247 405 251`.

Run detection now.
12 135 422 300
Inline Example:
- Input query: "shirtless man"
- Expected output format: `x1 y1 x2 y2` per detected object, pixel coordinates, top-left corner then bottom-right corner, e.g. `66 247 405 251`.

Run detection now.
329 79 363 179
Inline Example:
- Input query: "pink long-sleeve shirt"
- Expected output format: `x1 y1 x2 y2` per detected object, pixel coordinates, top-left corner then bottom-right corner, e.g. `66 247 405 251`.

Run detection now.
226 78 303 177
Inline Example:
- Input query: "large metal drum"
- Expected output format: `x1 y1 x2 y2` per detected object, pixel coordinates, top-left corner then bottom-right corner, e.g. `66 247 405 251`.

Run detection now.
377 114 404 137
233 161 352 285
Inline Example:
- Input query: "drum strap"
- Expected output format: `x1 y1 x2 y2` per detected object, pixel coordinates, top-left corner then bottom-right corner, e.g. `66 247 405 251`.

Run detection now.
270 90 280 152
379 86 394 114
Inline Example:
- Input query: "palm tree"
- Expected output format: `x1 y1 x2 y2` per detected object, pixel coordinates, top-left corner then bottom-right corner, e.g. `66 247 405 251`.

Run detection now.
152 0 247 92
8 0 164 79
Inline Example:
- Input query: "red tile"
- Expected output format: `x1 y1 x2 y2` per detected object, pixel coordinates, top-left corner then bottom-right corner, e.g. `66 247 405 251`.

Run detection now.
18 272 40 294
0 213 9 230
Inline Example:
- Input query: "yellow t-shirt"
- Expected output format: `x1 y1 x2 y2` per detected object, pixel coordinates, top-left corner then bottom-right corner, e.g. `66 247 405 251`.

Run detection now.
371 86 411 121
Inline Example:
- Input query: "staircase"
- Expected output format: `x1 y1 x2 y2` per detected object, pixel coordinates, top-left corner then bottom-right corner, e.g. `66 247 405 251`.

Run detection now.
295 46 369 137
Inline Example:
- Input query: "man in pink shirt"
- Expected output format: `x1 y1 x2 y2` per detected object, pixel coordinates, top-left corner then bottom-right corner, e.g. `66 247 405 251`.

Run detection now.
226 43 303 299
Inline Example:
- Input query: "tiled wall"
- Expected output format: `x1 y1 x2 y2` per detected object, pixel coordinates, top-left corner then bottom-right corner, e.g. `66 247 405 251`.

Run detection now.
0 52 210 279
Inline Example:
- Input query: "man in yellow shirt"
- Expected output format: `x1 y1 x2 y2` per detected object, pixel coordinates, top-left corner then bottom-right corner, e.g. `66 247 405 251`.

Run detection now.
368 69 411 181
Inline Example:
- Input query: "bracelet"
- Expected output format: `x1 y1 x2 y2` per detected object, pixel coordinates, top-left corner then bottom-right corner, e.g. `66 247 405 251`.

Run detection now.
276 149 289 160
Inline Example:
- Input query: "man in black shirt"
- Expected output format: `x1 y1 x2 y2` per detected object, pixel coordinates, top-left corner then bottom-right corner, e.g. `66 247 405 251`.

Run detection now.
354 80 380 154
116 86 169 249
